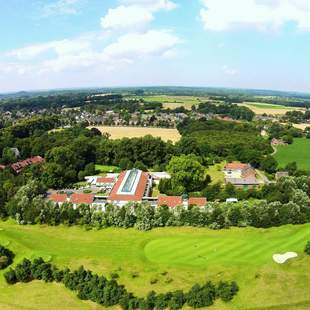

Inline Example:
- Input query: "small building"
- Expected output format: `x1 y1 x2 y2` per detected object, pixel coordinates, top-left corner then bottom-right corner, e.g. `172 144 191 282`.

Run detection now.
188 197 207 207
10 156 44 174
271 138 287 146
157 195 183 208
150 172 171 184
70 193 95 209
96 176 116 189
225 177 260 189
10 148 20 158
224 163 259 189
49 193 69 206
275 171 289 180
224 163 256 179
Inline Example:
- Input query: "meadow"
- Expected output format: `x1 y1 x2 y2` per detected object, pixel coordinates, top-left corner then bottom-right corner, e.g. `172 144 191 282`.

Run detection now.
0 221 309 309
239 102 304 115
137 95 204 110
91 126 181 143
205 162 225 184
274 138 310 171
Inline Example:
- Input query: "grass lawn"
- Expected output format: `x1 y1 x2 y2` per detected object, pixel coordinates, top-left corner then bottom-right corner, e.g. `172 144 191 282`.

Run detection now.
95 164 121 174
274 138 310 171
206 162 225 184
0 221 309 309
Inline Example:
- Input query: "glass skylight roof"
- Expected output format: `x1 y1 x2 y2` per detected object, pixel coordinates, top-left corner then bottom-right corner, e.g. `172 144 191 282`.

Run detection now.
121 169 139 193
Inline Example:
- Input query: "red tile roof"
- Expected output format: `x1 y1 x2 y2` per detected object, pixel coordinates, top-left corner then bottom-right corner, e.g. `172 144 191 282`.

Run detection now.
97 177 115 184
11 156 44 174
158 195 183 208
241 168 256 178
109 171 149 202
49 193 68 203
188 197 207 206
224 163 249 171
70 193 94 205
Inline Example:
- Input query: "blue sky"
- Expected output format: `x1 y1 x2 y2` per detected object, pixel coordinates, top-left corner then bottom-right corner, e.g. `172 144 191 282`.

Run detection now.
0 0 310 93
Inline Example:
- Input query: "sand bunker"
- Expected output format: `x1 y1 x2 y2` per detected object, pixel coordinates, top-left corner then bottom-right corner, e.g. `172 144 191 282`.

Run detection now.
273 252 298 264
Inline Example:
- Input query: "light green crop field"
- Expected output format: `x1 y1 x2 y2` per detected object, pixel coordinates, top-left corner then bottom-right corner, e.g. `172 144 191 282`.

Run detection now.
274 138 310 171
0 221 309 310
242 102 295 109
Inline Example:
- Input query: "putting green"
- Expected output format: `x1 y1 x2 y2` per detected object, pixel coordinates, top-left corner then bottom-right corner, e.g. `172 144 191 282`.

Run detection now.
144 225 310 267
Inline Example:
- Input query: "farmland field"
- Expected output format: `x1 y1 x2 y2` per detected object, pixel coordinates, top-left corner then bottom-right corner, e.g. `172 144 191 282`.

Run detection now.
90 126 181 143
239 102 304 115
0 221 309 309
274 138 310 171
136 95 206 110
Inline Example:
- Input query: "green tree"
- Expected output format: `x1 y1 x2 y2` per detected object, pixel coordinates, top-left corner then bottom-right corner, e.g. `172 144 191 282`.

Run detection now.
261 156 278 173
304 241 310 255
167 155 206 193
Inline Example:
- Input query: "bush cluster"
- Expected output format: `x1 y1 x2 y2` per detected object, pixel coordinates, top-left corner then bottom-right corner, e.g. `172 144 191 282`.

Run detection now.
4 258 239 309
0 245 15 270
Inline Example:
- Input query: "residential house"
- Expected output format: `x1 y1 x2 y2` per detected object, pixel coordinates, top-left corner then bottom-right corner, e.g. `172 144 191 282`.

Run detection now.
275 171 289 180
10 156 44 174
48 193 68 206
95 176 116 189
70 193 95 209
188 197 207 207
224 163 260 189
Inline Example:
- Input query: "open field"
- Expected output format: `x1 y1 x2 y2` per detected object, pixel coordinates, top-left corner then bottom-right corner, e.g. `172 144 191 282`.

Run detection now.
90 126 181 143
0 221 309 309
95 164 121 174
137 95 206 110
239 102 304 115
291 123 310 130
274 138 310 171
206 162 225 184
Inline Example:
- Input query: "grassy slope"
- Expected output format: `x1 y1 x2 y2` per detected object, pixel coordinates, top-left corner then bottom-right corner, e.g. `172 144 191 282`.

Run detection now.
206 163 225 184
0 222 309 310
274 138 310 171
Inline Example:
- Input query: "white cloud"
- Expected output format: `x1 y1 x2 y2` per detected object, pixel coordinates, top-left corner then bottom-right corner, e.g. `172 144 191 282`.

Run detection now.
222 65 238 76
101 0 177 31
121 0 177 11
103 30 181 59
3 29 181 75
7 36 93 60
0 0 181 91
200 0 310 31
101 5 153 30
42 0 82 17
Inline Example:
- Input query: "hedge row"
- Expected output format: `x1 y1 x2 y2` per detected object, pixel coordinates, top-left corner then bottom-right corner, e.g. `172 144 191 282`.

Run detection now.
4 258 239 309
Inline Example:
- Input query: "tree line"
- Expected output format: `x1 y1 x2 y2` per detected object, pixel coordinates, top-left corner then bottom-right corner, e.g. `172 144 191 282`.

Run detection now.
4 257 238 309
197 102 255 121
